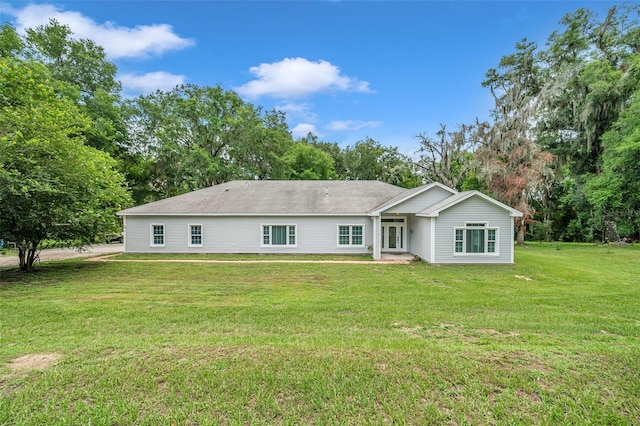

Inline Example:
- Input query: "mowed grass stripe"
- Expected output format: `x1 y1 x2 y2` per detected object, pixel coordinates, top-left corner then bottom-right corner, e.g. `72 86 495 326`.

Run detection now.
1 243 639 424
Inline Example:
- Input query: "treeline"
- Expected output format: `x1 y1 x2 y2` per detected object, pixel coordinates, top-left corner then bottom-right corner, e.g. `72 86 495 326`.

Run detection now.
1 3 639 270
477 4 640 243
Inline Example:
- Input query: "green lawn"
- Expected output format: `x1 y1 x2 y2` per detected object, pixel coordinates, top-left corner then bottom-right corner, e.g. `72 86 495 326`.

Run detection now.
1 243 639 425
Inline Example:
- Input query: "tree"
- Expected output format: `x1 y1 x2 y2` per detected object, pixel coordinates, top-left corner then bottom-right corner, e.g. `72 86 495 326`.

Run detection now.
414 123 481 190
126 84 293 199
0 23 24 57
534 5 640 240
540 5 640 175
282 142 336 180
300 133 349 178
0 57 131 271
475 123 556 245
585 89 640 239
342 138 420 188
21 20 126 156
2 21 139 196
479 39 556 244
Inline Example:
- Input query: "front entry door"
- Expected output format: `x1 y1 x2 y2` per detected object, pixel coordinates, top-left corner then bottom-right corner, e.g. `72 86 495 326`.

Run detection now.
381 219 406 252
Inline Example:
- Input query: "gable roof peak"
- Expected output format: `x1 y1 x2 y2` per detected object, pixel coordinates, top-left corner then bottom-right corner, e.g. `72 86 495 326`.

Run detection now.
417 190 524 217
368 181 457 215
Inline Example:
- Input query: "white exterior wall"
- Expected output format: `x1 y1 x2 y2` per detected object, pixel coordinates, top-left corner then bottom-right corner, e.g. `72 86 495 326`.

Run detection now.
408 215 431 261
382 186 453 214
432 197 514 264
124 215 373 255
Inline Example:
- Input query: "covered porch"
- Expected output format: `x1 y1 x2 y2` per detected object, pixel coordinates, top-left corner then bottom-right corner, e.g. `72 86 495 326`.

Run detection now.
371 214 418 260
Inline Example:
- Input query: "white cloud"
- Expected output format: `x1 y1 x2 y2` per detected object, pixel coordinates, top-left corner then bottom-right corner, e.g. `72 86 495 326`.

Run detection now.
275 102 318 122
291 123 320 139
327 120 382 132
8 3 194 59
120 72 186 95
235 57 372 99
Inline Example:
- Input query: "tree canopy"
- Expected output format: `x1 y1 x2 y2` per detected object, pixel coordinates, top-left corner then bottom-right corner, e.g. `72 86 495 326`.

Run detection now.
125 84 294 199
474 4 640 242
0 57 131 270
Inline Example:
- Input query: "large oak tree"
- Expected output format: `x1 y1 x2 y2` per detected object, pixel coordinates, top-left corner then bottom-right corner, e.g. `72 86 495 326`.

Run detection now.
126 84 293 199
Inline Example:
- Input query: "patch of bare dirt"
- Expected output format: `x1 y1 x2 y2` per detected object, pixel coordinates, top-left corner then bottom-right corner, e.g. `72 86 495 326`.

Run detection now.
392 323 424 338
474 328 520 337
518 389 543 404
515 275 533 281
8 353 61 371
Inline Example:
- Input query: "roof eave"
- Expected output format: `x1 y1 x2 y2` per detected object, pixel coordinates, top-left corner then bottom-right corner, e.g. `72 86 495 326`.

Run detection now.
117 212 372 217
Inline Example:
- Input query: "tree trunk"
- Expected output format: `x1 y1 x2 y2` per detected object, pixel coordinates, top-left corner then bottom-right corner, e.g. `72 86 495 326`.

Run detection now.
516 225 526 245
604 220 619 243
17 240 40 271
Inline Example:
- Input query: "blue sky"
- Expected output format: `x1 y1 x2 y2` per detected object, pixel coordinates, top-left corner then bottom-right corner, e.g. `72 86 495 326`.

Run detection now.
0 1 622 153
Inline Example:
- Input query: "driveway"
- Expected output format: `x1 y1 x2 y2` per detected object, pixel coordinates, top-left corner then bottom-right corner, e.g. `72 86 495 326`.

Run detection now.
0 243 124 269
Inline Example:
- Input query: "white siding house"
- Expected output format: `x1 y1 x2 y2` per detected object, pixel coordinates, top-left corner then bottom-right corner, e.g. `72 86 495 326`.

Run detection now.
118 180 523 263
124 215 373 255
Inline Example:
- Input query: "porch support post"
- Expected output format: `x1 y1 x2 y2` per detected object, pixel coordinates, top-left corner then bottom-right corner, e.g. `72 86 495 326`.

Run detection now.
372 215 381 260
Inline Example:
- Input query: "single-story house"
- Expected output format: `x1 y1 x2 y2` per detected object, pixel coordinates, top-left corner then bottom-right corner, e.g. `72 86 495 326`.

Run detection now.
117 180 523 263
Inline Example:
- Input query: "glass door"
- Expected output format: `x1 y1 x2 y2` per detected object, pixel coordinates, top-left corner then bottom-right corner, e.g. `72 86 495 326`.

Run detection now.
387 226 397 249
381 217 406 252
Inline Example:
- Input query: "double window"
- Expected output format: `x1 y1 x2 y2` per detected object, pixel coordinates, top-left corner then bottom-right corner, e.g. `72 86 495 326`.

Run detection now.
262 225 296 246
454 223 497 254
150 224 165 247
189 224 203 247
338 225 364 246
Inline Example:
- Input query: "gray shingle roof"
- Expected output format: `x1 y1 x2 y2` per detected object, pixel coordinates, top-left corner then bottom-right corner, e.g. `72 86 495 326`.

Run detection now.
119 180 408 216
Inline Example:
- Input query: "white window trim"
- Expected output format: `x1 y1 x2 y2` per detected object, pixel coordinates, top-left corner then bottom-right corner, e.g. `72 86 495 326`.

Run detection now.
150 223 165 248
453 222 499 256
188 224 203 248
337 224 366 248
261 224 297 247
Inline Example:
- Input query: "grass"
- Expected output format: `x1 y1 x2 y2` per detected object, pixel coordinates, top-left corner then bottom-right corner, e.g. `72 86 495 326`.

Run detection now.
0 243 639 424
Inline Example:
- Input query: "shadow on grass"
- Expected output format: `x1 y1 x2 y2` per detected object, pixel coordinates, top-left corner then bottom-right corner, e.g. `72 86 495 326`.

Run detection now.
0 260 102 287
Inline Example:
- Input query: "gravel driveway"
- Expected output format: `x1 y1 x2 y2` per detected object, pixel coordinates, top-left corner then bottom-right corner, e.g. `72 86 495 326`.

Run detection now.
0 243 124 269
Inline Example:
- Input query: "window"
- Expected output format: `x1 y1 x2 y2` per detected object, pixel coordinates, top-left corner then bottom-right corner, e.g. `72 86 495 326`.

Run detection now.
189 224 203 247
487 229 496 253
262 225 296 247
455 229 464 253
151 224 165 247
454 223 498 255
338 225 364 246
